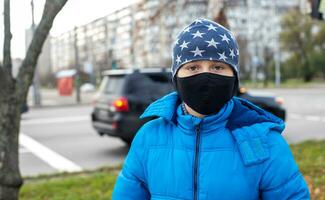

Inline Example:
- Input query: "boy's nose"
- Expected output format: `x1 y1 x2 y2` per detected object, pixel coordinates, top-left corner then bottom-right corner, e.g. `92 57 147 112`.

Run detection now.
201 65 211 73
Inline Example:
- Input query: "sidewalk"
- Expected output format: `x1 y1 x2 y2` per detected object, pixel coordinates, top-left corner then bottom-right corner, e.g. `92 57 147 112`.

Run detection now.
27 88 96 108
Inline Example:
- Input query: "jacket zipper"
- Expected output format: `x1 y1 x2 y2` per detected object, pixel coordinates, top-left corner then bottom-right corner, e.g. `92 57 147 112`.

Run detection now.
193 124 201 200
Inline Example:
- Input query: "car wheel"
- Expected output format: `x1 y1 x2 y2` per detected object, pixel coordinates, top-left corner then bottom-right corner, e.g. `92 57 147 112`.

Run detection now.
97 131 105 136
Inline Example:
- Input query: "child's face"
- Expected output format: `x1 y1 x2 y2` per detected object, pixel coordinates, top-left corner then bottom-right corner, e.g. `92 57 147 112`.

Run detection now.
177 60 234 78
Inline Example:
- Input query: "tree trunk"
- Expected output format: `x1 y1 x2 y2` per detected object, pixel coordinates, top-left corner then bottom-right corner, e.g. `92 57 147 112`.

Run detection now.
0 0 23 198
0 0 68 199
263 47 273 88
0 79 23 200
0 0 22 197
303 56 313 82
304 72 313 82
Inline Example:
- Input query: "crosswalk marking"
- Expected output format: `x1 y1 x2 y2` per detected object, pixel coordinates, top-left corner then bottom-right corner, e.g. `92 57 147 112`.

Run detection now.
21 115 89 125
20 133 83 172
290 113 325 123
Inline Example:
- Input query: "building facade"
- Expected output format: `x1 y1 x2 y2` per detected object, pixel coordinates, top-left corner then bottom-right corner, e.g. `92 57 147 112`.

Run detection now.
50 0 307 81
51 0 220 77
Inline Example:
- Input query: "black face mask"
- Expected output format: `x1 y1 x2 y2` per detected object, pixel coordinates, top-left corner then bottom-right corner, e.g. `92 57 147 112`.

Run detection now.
175 73 236 115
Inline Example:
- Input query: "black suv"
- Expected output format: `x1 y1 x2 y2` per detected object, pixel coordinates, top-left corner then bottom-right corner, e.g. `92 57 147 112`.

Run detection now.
91 68 286 144
91 68 173 144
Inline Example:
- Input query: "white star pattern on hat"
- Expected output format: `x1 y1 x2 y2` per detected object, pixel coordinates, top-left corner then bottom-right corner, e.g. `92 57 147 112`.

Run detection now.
220 34 230 44
194 19 203 24
229 49 235 59
218 52 227 61
176 55 182 64
190 46 205 57
179 41 190 51
172 18 239 78
183 26 191 33
206 24 218 31
230 33 236 40
192 30 205 39
205 38 219 49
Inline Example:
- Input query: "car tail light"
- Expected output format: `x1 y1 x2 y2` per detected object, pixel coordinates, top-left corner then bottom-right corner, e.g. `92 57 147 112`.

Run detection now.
275 97 284 105
112 97 129 112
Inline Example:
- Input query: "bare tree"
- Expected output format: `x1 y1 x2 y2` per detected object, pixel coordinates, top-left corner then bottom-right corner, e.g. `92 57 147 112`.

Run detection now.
213 7 229 29
0 0 68 199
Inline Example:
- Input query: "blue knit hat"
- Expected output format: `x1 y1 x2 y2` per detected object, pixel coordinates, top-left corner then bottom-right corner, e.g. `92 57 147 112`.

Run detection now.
171 18 240 81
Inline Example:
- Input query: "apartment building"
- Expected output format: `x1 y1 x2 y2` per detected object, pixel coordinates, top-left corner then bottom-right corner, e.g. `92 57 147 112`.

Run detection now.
50 0 306 81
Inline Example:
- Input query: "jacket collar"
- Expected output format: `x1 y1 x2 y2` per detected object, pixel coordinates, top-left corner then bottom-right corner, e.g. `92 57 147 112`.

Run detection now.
140 92 180 122
141 92 284 132
174 98 234 134
140 92 284 129
140 92 232 134
141 92 286 166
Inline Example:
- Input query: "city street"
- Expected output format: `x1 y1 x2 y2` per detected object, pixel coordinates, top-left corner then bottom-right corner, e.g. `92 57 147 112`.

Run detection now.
253 86 325 143
19 87 325 177
20 105 128 177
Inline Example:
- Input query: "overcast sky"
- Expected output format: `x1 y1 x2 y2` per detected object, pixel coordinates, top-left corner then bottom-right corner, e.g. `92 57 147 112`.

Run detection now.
0 0 138 59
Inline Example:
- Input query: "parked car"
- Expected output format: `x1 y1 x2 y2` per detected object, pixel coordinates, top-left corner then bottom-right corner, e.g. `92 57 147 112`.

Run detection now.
91 68 286 145
91 68 173 144
237 87 286 121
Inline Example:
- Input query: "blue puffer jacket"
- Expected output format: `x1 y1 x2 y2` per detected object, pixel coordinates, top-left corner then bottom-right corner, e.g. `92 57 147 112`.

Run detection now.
112 92 310 200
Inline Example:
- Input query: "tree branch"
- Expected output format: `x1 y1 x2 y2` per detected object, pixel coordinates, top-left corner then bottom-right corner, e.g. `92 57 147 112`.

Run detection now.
16 0 68 104
3 0 12 78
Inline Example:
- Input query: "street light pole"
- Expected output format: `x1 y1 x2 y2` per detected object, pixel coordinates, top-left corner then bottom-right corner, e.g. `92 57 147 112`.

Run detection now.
247 0 257 86
273 0 281 87
74 26 81 103
31 0 42 106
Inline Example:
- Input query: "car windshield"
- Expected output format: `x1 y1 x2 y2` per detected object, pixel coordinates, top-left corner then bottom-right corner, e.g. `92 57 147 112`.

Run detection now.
124 72 173 101
100 75 125 94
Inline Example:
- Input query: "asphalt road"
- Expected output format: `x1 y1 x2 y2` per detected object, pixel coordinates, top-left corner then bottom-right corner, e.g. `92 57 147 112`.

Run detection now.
19 87 325 177
252 87 325 143
20 105 128 177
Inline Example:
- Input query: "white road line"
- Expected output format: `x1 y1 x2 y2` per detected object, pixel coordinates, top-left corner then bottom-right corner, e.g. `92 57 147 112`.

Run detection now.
305 115 321 122
290 113 325 123
289 114 303 120
19 133 82 172
19 148 31 154
21 115 89 125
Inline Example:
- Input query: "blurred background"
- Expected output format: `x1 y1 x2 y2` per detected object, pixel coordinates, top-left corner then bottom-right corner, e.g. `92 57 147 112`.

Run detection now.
0 0 324 199
2 0 324 90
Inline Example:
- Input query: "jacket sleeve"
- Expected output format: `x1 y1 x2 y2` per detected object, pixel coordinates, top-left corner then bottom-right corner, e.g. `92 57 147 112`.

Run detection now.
260 131 310 200
112 127 150 199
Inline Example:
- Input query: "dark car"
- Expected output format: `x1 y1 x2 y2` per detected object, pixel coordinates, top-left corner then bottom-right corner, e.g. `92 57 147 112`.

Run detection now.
91 68 286 144
91 68 173 144
237 87 286 121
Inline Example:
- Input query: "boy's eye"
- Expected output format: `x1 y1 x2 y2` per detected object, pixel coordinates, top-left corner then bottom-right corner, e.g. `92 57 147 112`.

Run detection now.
212 66 224 70
187 66 199 71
